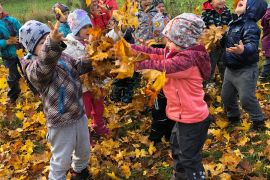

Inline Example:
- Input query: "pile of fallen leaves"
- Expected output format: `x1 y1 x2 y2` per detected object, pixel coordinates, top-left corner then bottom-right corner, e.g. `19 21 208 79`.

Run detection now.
0 65 270 179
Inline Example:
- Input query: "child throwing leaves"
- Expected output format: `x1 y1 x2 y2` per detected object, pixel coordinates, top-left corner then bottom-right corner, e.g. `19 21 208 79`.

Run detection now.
202 0 232 83
222 0 267 131
132 13 212 179
51 3 71 37
89 0 118 30
19 20 91 179
64 9 109 135
0 3 22 104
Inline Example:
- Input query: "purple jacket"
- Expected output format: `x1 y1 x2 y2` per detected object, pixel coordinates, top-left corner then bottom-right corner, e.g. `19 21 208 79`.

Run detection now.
262 7 270 57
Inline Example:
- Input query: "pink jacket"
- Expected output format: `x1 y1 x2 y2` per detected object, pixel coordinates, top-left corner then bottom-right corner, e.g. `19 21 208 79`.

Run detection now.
133 44 211 124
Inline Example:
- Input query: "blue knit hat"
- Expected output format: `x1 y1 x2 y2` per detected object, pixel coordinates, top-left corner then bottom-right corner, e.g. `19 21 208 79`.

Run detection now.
67 9 92 36
19 20 50 53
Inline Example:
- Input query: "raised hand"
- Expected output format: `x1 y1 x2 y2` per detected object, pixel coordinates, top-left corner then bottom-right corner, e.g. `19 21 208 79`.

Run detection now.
6 36 18 45
226 40 244 54
48 21 64 43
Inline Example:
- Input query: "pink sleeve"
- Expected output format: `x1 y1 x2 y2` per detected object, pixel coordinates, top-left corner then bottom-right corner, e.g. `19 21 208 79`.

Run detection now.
135 53 193 74
131 44 164 55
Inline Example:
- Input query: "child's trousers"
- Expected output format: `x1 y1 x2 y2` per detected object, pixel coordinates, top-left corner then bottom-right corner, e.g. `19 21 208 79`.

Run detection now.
221 65 265 122
3 57 21 101
83 91 108 135
149 91 175 143
209 47 225 82
47 115 90 180
261 57 270 77
170 115 211 180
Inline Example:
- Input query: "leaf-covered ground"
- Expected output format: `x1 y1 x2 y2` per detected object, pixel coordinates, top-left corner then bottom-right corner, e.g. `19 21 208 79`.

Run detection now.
0 65 270 180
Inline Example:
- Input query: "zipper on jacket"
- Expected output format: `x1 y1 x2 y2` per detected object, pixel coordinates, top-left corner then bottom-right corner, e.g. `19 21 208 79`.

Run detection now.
176 89 182 119
58 86 65 114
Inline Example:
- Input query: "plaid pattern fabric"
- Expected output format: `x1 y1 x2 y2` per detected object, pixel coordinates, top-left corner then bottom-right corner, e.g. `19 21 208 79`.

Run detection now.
21 36 92 127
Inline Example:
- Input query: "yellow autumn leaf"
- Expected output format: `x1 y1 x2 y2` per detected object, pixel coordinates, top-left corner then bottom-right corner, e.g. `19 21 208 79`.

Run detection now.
54 7 65 19
215 118 229 129
193 5 201 15
162 162 170 167
141 69 162 81
16 49 25 58
113 0 139 29
86 0 91 6
223 131 230 145
8 130 20 138
204 163 225 176
209 129 222 141
219 173 231 180
135 148 141 158
121 164 131 179
209 105 215 114
148 142 156 155
107 172 120 180
265 120 270 129
15 111 24 120
236 136 250 147
110 57 135 79
216 96 222 103
0 77 8 90
235 119 251 131
219 152 241 171
198 25 228 52
19 79 28 93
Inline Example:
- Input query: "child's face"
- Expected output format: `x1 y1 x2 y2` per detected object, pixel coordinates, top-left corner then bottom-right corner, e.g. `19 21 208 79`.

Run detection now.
78 25 91 39
235 0 247 16
156 3 165 13
34 34 48 56
211 0 226 10
166 39 181 51
59 11 69 23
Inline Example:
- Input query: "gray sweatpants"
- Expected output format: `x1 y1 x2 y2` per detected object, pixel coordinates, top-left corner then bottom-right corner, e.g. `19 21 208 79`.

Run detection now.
47 115 90 180
221 65 265 122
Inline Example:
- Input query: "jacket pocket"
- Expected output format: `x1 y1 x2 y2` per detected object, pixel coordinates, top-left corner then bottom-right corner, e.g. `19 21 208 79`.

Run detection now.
58 86 65 114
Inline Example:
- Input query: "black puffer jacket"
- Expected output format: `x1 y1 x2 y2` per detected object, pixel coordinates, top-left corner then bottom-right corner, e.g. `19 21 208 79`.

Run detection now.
223 0 267 69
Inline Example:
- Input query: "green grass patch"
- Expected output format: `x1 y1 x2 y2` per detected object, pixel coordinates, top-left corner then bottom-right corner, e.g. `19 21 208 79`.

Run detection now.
1 0 235 23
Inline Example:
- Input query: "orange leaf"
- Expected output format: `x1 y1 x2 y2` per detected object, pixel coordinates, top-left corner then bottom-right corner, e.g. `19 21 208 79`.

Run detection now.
16 49 25 58
86 0 92 6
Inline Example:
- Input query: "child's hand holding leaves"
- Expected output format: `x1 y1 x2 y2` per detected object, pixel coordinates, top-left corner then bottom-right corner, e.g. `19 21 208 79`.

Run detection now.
48 21 65 43
226 40 244 54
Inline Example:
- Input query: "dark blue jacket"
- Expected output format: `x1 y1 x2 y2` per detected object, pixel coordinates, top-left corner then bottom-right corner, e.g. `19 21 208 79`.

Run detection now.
223 0 267 69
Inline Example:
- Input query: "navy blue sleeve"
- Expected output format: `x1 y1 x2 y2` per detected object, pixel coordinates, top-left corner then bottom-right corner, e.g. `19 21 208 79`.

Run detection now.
242 23 260 57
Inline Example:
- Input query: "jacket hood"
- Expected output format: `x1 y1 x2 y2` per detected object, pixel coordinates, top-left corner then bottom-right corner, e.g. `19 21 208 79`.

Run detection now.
243 0 267 21
202 1 224 14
